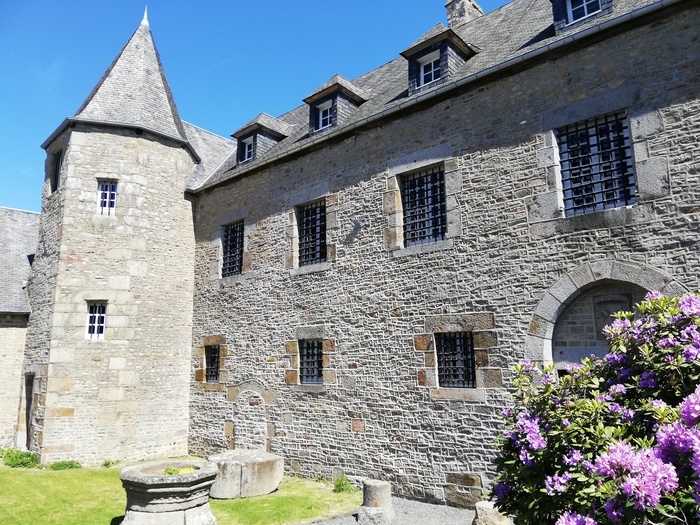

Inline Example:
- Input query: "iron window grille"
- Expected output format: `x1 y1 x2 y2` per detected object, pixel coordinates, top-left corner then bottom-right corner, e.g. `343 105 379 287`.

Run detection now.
557 111 636 217
222 220 245 277
297 200 327 266
299 339 323 384
205 346 220 383
567 0 601 22
435 332 476 388
86 302 107 340
400 166 447 247
98 181 117 215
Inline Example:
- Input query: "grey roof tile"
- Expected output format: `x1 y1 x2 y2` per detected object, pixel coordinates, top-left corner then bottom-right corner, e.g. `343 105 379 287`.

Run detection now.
73 19 188 143
232 113 292 140
183 122 235 190
0 208 40 314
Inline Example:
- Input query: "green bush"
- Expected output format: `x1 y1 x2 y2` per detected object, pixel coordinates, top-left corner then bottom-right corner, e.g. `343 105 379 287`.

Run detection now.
49 460 81 470
2 448 39 468
101 459 120 468
333 475 358 493
492 292 700 525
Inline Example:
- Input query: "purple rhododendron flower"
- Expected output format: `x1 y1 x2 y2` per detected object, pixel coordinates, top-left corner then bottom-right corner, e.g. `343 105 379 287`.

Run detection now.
680 386 700 427
645 290 664 300
545 472 572 494
654 421 700 465
679 295 700 316
639 371 657 388
684 345 700 362
493 482 512 500
555 511 598 525
609 384 627 395
658 335 680 348
563 449 583 466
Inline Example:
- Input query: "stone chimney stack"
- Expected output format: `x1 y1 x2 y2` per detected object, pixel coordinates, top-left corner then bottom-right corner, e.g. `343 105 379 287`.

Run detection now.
445 0 484 29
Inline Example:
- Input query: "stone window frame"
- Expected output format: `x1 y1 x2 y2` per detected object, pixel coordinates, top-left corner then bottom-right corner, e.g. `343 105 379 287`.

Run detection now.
209 207 254 284
221 219 245 278
284 326 336 391
384 144 461 258
193 335 228 391
96 179 118 216
414 313 499 401
527 88 670 239
85 300 107 341
205 345 221 383
286 194 338 276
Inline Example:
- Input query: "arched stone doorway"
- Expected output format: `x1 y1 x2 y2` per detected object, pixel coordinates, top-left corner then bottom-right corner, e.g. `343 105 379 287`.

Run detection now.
524 260 687 365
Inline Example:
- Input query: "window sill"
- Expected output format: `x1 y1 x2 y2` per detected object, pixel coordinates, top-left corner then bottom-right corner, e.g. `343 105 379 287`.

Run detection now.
290 261 332 276
429 387 486 402
293 384 327 394
391 238 454 258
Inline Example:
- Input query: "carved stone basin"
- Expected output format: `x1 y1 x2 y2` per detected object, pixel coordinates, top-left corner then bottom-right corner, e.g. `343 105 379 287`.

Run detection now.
120 460 218 525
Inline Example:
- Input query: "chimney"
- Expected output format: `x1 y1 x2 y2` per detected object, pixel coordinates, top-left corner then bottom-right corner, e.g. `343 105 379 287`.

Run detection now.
445 0 484 29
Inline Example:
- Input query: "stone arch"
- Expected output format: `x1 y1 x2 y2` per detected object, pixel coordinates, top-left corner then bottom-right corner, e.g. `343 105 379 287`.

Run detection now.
227 380 276 451
525 260 687 364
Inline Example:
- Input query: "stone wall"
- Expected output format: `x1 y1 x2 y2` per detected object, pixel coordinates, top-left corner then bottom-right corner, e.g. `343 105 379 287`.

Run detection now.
25 126 195 465
189 6 699 506
0 314 28 448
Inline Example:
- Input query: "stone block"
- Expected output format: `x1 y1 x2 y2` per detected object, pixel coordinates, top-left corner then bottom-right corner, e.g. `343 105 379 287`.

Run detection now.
285 370 299 384
47 377 72 392
352 420 365 433
473 331 497 349
445 485 483 508
194 369 205 382
413 334 433 351
109 357 127 369
209 449 284 499
203 334 226 346
472 500 514 525
99 387 124 401
478 369 503 388
323 369 337 384
445 473 482 487
322 339 335 352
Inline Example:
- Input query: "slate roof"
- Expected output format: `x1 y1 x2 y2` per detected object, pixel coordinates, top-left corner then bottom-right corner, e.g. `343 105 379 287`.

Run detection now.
73 17 188 143
183 122 235 190
0 208 40 314
193 0 673 191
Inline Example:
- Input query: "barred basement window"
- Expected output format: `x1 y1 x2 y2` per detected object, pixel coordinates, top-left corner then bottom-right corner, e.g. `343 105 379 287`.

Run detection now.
298 200 326 266
299 339 323 384
435 332 476 388
98 181 117 215
86 302 107 341
400 166 447 247
557 111 636 217
205 346 220 383
222 220 244 277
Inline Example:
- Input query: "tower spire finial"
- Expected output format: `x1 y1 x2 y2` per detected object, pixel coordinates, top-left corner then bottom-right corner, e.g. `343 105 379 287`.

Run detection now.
141 6 149 27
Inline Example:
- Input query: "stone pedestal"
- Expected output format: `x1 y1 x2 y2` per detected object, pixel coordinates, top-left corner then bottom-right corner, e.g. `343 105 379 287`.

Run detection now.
358 479 394 524
208 449 284 499
471 501 514 525
120 460 218 525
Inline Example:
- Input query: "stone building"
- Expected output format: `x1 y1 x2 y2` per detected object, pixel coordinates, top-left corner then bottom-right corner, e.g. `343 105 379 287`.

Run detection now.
2 0 698 507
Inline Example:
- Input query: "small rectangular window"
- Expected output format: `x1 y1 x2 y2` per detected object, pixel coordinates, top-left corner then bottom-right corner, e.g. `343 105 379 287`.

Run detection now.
98 181 118 215
400 166 447 247
316 100 333 130
299 339 323 384
435 332 476 388
297 200 327 267
567 0 601 22
239 137 254 163
418 51 441 86
557 111 636 217
86 302 107 340
50 150 63 193
222 220 245 277
205 346 220 383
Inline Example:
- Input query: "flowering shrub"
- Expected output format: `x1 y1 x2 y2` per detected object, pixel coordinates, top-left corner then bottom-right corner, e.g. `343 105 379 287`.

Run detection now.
492 292 700 525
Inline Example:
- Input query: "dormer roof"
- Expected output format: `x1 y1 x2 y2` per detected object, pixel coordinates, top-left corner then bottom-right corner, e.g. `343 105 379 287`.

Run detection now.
232 113 291 140
400 23 479 59
303 74 370 106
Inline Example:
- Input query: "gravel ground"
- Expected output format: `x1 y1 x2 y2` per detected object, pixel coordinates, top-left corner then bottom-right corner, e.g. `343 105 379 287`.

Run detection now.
301 498 476 525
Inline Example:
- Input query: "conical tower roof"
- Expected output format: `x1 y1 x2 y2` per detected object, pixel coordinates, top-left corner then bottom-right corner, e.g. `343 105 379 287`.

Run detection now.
72 14 188 142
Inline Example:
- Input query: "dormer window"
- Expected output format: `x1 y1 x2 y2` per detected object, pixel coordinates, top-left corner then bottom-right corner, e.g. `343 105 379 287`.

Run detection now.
567 0 601 22
304 75 369 136
401 25 478 97
418 51 442 87
317 100 334 131
231 113 291 166
239 136 254 163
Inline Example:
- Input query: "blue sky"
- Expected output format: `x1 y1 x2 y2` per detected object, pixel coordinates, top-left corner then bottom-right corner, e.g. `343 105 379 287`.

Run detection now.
0 0 508 212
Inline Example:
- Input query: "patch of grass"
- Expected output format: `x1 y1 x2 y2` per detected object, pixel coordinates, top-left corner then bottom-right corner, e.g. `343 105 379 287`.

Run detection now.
49 460 81 470
102 459 120 468
2 448 39 468
0 465 361 525
211 477 362 525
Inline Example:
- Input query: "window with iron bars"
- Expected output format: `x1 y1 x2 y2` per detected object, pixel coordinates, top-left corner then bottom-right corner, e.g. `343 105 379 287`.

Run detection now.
297 200 327 266
222 220 245 277
98 181 117 215
205 345 220 383
86 302 107 340
435 332 476 388
557 111 636 217
400 166 447 247
299 339 323 384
